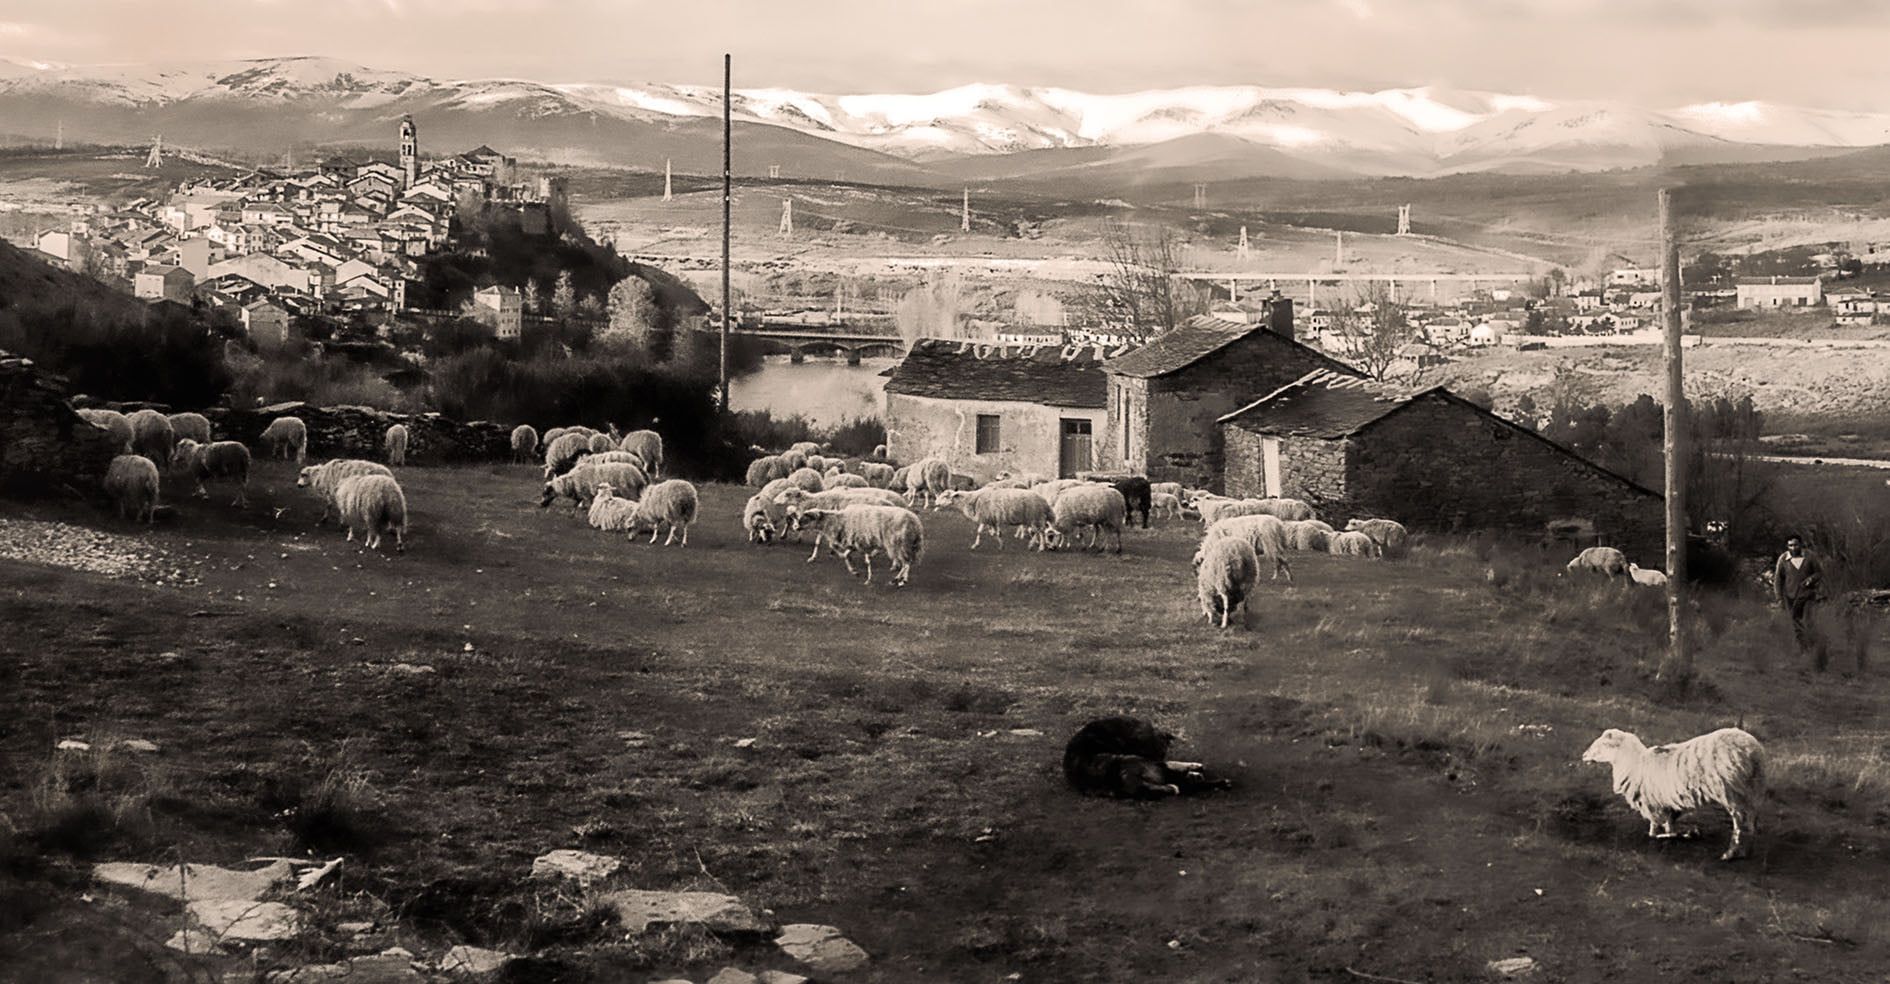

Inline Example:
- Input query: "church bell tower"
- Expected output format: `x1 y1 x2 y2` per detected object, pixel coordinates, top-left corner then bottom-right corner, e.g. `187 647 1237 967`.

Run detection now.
399 115 418 190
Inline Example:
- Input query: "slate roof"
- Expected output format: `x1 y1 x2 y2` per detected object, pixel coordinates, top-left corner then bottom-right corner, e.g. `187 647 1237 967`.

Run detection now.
883 338 1117 408
1218 369 1424 438
1101 315 1263 378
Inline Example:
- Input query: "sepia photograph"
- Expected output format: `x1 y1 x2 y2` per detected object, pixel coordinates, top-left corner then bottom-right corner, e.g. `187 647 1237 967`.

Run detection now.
1 1 1888 980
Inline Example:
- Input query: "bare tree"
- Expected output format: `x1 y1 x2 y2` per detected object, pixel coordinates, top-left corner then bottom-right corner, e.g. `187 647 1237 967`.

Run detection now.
1333 281 1416 380
1077 219 1207 343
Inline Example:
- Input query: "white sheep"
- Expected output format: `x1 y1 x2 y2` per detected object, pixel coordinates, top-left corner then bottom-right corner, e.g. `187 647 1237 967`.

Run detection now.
1202 514 1293 581
79 408 134 452
335 473 407 553
1197 496 1262 527
621 430 664 476
858 461 895 488
1628 563 1669 587
789 441 822 455
1150 481 1183 501
888 465 911 493
587 483 640 532
1150 491 1183 521
785 467 826 493
259 415 307 463
511 424 539 464
1049 483 1126 554
383 423 410 466
127 409 176 466
541 461 649 510
296 459 393 525
1581 727 1765 861
825 472 870 490
541 431 593 479
746 455 789 486
747 477 802 542
1566 546 1630 579
995 471 1047 489
1282 519 1334 552
792 504 924 586
1327 530 1381 558
774 486 908 513
743 491 778 544
1194 536 1259 629
587 432 616 454
937 487 1056 550
1030 479 1085 507
780 449 808 473
578 450 646 470
806 454 829 473
871 443 887 459
1345 518 1409 558
622 479 699 546
171 438 251 507
540 426 570 450
907 458 951 510
167 411 211 446
104 454 159 525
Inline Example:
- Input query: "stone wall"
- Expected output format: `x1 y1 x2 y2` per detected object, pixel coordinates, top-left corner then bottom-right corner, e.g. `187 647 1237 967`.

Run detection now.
1345 394 1665 561
1136 336 1345 492
0 352 123 496
1223 426 1349 507
207 402 511 465
886 392 1111 483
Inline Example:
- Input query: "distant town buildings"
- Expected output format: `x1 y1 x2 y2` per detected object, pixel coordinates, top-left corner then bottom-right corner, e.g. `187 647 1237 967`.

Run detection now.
1735 275 1823 309
472 285 523 339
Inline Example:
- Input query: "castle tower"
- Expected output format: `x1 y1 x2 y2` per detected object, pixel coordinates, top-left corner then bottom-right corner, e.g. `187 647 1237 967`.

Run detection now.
399 115 418 190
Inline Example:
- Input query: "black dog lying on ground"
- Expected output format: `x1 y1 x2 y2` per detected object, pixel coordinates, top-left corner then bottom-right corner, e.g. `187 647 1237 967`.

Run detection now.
1063 716 1232 799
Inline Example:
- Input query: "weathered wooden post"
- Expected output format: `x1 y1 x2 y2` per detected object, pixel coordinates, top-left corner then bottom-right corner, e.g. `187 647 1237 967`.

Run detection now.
1658 189 1691 690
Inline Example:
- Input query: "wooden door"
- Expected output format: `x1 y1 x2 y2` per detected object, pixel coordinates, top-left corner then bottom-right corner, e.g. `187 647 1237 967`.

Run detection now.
1059 418 1093 478
1262 437 1282 498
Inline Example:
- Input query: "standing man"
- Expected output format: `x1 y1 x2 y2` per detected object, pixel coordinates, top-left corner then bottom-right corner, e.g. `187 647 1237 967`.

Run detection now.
1774 534 1824 660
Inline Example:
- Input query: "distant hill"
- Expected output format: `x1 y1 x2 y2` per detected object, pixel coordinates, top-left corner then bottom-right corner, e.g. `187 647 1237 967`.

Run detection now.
0 236 146 319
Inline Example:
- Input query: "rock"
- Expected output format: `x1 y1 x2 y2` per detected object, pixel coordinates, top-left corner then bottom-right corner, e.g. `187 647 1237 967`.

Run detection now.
774 924 869 973
95 860 296 902
1007 728 1044 737
268 954 425 982
189 899 303 941
530 850 623 885
600 889 770 935
440 945 513 975
118 738 161 753
758 972 809 984
733 738 757 749
707 970 757 984
617 731 652 746
1489 956 1538 977
56 739 91 752
296 857 343 890
163 927 222 953
335 921 376 934
387 663 435 675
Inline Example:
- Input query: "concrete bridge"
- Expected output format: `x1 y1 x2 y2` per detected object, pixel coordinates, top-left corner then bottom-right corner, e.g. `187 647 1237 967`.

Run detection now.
733 327 906 364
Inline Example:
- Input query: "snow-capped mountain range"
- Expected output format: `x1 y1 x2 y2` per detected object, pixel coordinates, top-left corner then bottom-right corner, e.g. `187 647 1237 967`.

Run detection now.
2 55 1887 181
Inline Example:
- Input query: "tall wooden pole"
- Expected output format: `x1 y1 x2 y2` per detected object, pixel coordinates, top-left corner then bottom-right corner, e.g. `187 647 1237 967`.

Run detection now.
719 53 732 413
1658 189 1691 689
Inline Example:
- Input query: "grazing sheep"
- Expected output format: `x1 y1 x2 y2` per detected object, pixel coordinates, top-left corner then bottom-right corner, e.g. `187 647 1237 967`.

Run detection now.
774 486 908 514
986 476 1032 490
1150 481 1183 501
937 487 1056 550
259 416 308 463
587 432 616 454
947 472 978 492
907 458 952 510
1251 497 1316 522
806 454 829 474
1150 491 1183 520
296 459 393 525
742 492 778 544
747 477 802 542
541 462 648 510
578 450 646 470
1197 496 1264 527
1327 530 1381 558
1581 727 1765 861
541 431 593 479
586 483 640 532
1345 518 1409 558
859 461 895 488
540 426 570 450
746 455 789 487
104 454 160 525
1279 519 1333 552
623 479 699 546
1087 475 1152 529
1202 514 1293 581
335 473 407 553
1628 563 1669 587
825 472 869 490
1195 536 1260 629
78 408 134 452
1030 479 1085 507
171 439 251 506
1566 546 1630 579
511 424 539 464
1050 483 1126 554
621 430 664 476
785 467 826 493
791 504 924 586
384 423 410 466
780 449 808 473
167 411 211 445
996 471 1047 489
789 441 822 455
127 409 176 466
888 465 912 493
871 443 887 459
1063 717 1230 799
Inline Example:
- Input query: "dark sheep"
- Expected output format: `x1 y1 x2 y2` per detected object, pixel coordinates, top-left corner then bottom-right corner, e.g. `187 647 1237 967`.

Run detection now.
1087 474 1152 529
1062 716 1230 799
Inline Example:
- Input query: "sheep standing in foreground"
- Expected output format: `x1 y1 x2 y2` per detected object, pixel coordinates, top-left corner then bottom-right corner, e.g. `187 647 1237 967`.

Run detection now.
1030 479 1085 507
297 459 393 525
825 472 869 490
1628 563 1669 587
1327 530 1381 558
587 483 640 532
1096 476 1152 529
747 455 788 486
904 458 952 509
859 461 895 488
773 486 909 514
1194 536 1259 629
587 432 616 454
937 487 1056 550
1581 727 1765 861
1345 518 1409 558
335 473 407 553
79 408 134 452
1282 519 1334 552
747 477 803 542
1150 481 1183 501
541 432 593 479
1252 497 1316 522
511 424 539 464
888 465 912 493
806 454 829 474
578 450 646 470
783 466 825 493
171 439 251 506
791 504 924 586
1049 483 1126 554
1150 491 1183 521
1566 546 1630 579
743 492 778 544
780 449 808 473
127 409 176 467
789 441 822 456
167 412 211 446
1202 514 1293 581
384 423 410 466
540 461 649 510
623 479 699 546
260 416 308 463
104 454 160 525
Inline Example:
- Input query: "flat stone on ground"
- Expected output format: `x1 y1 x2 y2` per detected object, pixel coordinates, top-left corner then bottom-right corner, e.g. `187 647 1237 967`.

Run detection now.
600 889 770 935
758 972 809 984
95 860 296 902
1489 956 1539 977
774 924 869 973
267 954 425 982
440 945 513 975
530 849 623 885
706 970 757 984
189 899 302 941
163 927 221 953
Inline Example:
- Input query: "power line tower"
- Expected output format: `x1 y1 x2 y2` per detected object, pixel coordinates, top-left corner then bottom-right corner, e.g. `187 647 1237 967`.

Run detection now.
145 134 163 169
1396 204 1411 236
54 120 62 151
961 187 971 232
662 158 673 202
1334 230 1344 267
768 164 781 179
1192 183 1207 208
1237 225 1251 261
778 197 793 238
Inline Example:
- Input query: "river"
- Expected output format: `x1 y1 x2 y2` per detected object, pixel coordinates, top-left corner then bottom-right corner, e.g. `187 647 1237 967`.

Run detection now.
729 355 896 427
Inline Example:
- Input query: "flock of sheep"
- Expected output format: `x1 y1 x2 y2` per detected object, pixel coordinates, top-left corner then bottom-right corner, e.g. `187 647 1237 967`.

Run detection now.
523 424 702 547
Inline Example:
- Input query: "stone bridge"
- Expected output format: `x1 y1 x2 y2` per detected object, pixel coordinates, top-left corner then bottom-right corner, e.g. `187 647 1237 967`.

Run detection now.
734 328 906 364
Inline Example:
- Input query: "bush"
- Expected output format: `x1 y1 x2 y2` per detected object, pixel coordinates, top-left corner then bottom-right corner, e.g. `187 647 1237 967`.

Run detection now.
0 298 231 407
226 343 423 412
730 411 886 459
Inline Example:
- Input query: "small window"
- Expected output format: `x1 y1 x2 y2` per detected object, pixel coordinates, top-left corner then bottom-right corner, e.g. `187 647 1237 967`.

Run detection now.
976 414 1001 454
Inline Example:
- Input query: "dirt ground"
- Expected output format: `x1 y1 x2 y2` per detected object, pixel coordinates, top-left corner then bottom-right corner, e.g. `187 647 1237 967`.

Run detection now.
3 462 1889 983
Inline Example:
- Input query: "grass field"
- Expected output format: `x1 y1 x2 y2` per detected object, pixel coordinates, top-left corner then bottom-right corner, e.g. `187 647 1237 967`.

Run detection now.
3 462 1889 983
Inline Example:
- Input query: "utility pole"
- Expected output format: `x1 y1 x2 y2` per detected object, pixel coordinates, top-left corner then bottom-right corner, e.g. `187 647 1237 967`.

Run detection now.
719 54 732 414
961 187 971 232
146 134 163 169
1657 188 1691 691
663 158 672 202
1237 225 1250 261
1192 184 1207 208
1396 204 1411 236
779 198 793 237
1334 231 1344 267
55 120 62 151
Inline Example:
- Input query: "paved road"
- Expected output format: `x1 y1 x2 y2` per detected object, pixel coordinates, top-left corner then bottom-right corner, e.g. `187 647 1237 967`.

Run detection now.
1749 453 1890 470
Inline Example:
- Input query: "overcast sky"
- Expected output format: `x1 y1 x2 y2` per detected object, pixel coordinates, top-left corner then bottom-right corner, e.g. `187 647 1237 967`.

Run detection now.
4 0 1888 108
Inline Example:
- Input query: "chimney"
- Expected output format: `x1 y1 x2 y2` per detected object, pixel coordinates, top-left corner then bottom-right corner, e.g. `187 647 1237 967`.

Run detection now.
1266 290 1294 341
